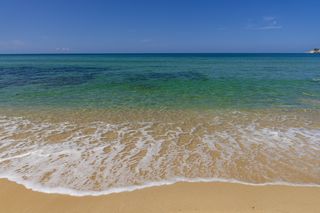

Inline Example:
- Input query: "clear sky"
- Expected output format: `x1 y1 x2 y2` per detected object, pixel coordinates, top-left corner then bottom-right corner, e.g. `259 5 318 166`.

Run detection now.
0 0 319 53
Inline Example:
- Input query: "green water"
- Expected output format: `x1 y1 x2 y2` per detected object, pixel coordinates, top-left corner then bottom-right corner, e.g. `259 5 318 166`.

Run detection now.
0 54 319 109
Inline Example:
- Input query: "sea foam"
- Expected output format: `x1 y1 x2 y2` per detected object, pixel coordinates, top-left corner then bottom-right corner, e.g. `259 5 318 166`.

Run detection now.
0 115 319 196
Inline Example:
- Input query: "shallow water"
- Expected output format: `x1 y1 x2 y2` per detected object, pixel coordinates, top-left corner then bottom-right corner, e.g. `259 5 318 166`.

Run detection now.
1 54 320 109
0 54 319 195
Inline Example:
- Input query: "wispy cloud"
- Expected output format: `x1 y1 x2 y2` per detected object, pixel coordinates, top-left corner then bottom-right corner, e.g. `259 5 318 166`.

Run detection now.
246 16 282 30
55 47 71 52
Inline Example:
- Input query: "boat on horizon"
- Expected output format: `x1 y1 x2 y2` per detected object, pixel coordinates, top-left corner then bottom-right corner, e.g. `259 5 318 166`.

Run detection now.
308 48 320 54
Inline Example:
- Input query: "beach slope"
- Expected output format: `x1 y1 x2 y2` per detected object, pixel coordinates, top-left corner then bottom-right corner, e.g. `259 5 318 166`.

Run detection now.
1 179 320 213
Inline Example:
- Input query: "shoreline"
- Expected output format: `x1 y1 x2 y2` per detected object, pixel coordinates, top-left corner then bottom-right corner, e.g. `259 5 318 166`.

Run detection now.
1 176 320 197
1 179 320 213
1 110 320 195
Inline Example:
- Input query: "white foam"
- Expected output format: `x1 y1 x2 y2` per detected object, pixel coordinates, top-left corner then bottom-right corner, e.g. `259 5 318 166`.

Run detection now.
1 175 320 197
0 115 319 196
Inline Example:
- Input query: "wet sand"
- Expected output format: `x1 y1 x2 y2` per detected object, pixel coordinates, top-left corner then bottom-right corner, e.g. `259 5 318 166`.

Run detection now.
1 179 320 213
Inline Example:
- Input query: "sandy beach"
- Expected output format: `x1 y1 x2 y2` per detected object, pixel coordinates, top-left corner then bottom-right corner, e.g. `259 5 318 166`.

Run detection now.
1 179 320 213
1 1 320 212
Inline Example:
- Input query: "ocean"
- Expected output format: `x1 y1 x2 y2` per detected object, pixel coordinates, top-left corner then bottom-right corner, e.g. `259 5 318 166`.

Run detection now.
0 53 319 195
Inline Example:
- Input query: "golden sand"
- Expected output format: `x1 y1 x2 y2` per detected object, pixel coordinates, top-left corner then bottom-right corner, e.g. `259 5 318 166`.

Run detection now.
1 179 320 213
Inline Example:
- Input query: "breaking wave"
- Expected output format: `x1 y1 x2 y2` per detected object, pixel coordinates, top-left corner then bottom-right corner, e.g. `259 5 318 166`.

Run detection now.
0 114 320 196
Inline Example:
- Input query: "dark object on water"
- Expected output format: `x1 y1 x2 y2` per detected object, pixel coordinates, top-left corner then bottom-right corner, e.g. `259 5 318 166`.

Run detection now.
308 48 320 54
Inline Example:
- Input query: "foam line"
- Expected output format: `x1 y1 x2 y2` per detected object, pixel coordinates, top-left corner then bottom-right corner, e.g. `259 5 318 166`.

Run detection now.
1 175 319 197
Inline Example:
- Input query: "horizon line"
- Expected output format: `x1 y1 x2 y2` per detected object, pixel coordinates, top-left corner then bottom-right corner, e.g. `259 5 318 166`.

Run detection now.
0 52 312 55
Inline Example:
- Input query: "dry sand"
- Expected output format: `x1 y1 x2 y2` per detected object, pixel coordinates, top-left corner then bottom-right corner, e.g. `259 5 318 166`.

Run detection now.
1 179 320 213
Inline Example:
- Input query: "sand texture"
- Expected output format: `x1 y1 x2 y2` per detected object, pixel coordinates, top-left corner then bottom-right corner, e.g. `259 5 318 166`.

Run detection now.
1 179 320 213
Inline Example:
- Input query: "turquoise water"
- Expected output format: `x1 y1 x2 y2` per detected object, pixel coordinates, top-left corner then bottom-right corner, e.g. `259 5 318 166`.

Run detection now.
0 53 319 109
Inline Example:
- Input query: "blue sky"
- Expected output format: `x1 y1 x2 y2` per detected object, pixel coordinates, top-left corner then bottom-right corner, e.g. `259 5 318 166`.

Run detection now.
0 0 319 53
